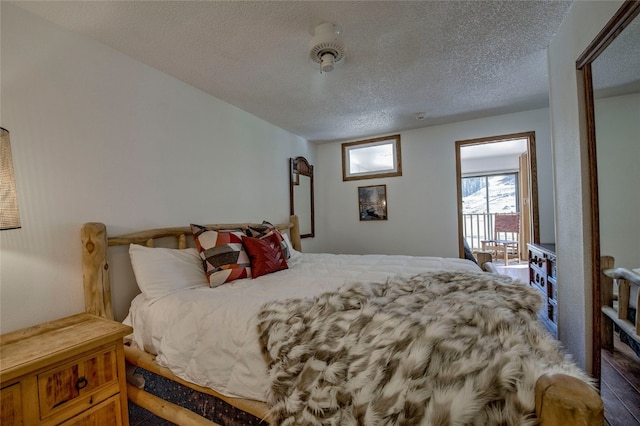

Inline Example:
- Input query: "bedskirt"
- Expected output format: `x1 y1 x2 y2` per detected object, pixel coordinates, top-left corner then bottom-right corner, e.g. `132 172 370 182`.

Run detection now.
128 367 268 426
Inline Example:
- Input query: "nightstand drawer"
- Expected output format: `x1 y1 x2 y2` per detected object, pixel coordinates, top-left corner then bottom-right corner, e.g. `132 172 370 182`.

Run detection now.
38 346 118 419
58 394 122 426
1 382 23 425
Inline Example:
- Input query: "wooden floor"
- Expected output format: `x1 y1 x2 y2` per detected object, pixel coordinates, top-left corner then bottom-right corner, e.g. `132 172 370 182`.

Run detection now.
601 333 640 426
492 258 529 283
495 259 640 424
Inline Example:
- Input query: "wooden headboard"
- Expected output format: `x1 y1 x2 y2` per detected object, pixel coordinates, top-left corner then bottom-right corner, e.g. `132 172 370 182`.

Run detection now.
81 215 301 320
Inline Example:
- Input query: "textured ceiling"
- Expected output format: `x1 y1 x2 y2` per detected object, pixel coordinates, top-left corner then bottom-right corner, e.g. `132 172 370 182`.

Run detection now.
11 1 575 143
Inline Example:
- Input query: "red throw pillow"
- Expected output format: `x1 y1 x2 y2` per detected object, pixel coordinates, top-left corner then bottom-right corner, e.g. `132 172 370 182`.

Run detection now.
242 233 288 279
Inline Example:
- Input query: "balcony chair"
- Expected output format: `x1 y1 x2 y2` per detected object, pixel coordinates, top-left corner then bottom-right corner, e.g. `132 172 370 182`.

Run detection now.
481 213 520 266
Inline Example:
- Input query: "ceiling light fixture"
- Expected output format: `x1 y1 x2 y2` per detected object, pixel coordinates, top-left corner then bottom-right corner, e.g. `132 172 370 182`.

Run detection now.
415 112 427 121
309 22 345 73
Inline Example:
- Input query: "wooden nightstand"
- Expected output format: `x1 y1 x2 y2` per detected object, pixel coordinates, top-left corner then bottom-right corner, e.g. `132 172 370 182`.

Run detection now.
1 313 132 425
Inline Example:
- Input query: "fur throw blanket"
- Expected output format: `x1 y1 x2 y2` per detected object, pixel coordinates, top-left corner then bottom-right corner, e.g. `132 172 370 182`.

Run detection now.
257 271 590 426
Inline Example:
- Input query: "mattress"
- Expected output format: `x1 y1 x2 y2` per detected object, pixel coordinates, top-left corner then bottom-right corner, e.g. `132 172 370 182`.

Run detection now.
123 252 481 401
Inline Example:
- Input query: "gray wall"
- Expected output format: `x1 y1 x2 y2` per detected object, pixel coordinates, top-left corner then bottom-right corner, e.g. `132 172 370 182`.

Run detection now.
310 108 555 256
0 4 315 332
547 0 624 371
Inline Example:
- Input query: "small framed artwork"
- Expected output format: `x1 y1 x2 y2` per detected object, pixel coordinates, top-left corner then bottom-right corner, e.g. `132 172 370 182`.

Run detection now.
358 184 388 221
342 134 401 181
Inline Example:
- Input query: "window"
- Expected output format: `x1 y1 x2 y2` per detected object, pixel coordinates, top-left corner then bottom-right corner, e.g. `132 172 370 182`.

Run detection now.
342 135 401 181
462 173 519 214
461 173 519 250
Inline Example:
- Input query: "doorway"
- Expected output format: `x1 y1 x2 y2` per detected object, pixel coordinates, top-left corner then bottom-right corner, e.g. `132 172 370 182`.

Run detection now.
577 2 640 422
455 131 540 266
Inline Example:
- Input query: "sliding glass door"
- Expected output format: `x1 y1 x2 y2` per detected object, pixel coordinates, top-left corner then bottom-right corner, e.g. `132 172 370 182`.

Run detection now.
461 173 519 249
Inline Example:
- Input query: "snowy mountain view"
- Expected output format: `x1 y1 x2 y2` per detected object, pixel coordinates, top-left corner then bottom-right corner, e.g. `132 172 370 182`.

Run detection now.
461 174 519 249
462 174 518 214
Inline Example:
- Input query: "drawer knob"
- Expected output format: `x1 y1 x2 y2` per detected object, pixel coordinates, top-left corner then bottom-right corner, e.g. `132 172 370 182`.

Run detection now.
75 376 88 391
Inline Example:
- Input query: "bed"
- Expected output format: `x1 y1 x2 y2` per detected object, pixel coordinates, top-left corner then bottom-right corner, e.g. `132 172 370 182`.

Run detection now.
81 216 603 425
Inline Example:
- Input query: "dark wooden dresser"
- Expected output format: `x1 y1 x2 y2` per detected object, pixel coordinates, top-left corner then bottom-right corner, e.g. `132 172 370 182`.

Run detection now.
528 243 558 337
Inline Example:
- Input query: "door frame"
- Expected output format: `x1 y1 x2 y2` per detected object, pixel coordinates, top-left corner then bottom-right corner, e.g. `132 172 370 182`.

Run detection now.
576 0 640 383
455 131 540 259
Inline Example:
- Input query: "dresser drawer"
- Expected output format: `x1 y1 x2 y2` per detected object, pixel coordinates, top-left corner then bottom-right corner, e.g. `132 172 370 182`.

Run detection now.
531 269 547 293
38 346 119 420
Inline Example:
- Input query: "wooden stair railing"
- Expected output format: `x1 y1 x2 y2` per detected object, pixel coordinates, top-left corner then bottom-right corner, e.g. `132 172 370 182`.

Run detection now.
601 256 640 350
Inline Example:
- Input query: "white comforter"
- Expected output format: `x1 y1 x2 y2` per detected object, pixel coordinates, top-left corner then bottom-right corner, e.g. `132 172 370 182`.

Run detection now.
123 252 480 401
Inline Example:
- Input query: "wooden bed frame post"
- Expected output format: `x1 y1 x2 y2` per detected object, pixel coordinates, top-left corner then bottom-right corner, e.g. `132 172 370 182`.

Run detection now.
289 214 302 252
535 373 603 425
81 222 113 320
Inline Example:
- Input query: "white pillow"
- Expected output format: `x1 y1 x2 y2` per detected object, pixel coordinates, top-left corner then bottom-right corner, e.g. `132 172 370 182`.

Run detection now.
283 233 301 259
129 244 208 302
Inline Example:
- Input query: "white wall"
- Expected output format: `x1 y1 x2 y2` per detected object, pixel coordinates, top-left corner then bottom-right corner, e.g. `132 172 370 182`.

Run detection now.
310 108 555 256
0 4 314 333
461 154 520 176
3 2 616 356
596 93 640 269
547 0 624 371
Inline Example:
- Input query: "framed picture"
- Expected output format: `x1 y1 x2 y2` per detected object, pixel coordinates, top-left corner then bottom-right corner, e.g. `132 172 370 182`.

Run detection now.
342 135 401 181
358 184 388 221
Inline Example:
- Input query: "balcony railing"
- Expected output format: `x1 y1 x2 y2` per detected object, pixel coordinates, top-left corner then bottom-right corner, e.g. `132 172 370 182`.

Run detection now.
463 212 517 251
